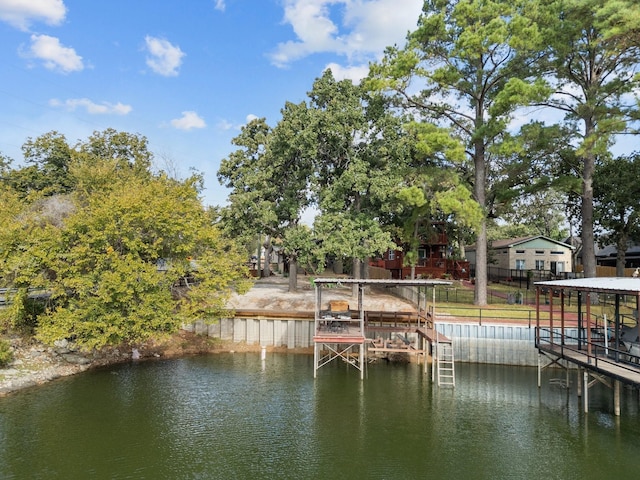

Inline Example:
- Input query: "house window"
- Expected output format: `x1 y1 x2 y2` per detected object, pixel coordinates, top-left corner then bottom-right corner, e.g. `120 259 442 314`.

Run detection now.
516 259 525 270
551 251 563 255
516 250 525 254
388 249 396 261
418 248 427 259
535 250 544 255
535 260 545 270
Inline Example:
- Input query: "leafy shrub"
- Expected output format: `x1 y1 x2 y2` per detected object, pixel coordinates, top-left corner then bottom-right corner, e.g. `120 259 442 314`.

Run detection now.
0 338 13 367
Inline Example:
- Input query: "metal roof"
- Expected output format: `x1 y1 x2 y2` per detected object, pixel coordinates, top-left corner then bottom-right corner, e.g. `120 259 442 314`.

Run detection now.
313 278 452 287
535 277 640 295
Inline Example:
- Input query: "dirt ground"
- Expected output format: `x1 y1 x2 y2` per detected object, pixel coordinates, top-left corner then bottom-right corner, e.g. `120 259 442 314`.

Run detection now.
225 274 417 312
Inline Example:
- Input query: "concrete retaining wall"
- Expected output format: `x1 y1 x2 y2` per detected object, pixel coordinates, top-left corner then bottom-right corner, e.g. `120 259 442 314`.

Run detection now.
435 323 579 366
185 317 315 349
184 317 572 366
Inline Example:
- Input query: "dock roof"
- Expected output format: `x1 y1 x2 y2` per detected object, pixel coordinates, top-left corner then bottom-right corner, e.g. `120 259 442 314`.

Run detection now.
535 277 640 295
313 278 453 287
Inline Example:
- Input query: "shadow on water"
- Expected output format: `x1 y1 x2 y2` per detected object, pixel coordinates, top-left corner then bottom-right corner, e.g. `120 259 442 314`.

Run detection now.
1 353 640 479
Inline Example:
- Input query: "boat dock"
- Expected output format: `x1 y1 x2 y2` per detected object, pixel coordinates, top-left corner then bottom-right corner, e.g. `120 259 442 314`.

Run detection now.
535 277 640 416
312 278 453 383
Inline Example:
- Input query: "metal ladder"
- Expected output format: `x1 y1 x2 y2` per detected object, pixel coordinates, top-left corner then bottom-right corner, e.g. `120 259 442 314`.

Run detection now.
437 342 455 387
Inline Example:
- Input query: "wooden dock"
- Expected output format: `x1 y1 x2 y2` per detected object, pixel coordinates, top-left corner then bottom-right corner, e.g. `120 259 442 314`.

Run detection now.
535 277 640 416
538 342 640 387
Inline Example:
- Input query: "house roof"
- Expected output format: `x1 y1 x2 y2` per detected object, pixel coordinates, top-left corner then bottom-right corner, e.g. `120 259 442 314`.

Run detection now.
596 243 640 259
467 235 574 252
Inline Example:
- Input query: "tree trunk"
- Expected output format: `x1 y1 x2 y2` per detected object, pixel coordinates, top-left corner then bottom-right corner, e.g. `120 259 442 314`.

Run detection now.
352 257 361 298
256 235 262 277
288 256 298 292
580 122 597 279
262 235 272 278
616 234 628 277
333 257 343 274
410 219 418 280
473 132 488 306
474 220 488 306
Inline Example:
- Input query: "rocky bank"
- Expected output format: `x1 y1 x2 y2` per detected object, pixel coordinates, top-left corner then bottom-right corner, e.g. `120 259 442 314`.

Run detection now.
0 274 416 396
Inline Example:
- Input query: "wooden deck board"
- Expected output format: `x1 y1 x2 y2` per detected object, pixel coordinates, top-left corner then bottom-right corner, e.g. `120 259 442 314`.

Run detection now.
539 343 640 387
313 335 366 344
417 327 451 344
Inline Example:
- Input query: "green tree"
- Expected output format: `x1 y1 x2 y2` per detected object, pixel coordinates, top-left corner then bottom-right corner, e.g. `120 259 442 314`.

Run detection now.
368 0 548 305
282 224 324 279
305 71 403 290
218 112 314 291
6 131 74 198
393 122 481 278
500 190 568 240
1 133 250 350
76 128 154 179
539 0 640 277
594 153 640 276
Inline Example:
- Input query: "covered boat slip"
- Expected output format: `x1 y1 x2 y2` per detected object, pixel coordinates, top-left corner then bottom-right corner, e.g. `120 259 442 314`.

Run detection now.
312 278 452 380
535 277 640 415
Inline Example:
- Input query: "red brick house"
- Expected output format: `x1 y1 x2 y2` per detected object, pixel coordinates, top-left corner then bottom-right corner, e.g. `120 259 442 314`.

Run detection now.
370 223 470 280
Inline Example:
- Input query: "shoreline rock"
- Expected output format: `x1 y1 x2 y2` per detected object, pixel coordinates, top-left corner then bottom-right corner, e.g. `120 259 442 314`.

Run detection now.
0 331 283 397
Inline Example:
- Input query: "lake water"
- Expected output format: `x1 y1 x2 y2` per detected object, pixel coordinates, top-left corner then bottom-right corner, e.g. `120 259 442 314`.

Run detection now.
1 353 640 479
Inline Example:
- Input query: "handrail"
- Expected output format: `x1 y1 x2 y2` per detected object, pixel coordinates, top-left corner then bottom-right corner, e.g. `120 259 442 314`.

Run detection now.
536 326 640 376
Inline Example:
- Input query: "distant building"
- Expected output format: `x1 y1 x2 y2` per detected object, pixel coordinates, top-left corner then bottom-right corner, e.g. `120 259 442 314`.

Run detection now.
467 236 574 274
595 242 640 269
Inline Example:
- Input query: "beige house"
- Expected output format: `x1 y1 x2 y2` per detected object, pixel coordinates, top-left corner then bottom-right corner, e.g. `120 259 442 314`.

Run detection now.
467 236 575 274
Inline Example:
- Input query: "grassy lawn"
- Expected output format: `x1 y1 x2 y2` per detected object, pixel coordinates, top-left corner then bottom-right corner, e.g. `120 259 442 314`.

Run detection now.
436 304 536 322
433 282 638 326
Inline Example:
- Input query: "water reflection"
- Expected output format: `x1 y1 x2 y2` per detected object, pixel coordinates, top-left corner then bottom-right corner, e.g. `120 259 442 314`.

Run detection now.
0 354 639 479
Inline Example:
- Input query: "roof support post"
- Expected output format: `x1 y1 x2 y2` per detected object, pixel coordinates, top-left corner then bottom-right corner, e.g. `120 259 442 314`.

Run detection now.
535 286 540 346
586 292 592 360
560 289 565 346
549 287 554 346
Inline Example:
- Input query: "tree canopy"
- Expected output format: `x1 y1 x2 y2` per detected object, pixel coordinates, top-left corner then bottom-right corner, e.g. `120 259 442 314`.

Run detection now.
0 130 250 350
367 0 548 304
594 153 640 275
537 0 640 278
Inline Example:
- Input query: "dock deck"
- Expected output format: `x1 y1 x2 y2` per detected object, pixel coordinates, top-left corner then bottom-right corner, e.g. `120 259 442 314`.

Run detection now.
537 341 640 387
535 277 640 415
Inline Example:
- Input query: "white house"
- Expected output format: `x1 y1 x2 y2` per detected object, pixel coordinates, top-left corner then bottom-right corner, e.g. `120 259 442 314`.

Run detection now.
467 236 575 274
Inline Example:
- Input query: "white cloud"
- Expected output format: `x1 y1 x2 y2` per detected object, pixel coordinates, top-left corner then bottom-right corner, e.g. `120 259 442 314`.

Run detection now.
216 119 235 131
171 111 206 130
270 0 422 68
25 34 83 73
324 62 369 82
215 114 259 132
144 36 185 76
49 98 132 115
213 0 225 12
0 0 66 31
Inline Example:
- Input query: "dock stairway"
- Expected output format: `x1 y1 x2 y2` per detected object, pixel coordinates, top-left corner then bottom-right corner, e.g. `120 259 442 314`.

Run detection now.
436 342 455 387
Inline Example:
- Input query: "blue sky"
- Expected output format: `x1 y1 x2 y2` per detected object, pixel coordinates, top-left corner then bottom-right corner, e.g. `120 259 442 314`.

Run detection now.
0 0 423 208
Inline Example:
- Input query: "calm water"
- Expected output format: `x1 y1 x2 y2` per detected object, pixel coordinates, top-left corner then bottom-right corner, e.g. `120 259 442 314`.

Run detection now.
1 353 640 479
